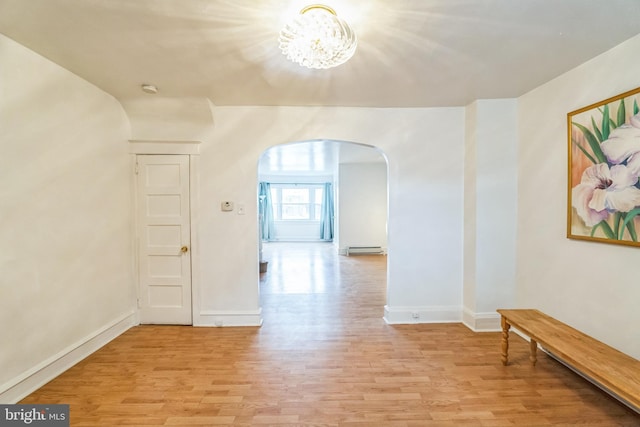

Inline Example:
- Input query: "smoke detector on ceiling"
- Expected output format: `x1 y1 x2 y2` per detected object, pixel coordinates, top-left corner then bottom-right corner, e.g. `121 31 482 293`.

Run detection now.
141 84 158 94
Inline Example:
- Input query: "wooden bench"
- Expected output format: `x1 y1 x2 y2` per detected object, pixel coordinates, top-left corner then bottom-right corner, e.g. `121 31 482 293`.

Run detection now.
497 309 640 412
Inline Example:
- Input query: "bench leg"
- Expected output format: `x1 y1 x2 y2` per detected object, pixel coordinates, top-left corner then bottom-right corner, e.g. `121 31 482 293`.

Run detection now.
530 339 537 366
500 316 510 366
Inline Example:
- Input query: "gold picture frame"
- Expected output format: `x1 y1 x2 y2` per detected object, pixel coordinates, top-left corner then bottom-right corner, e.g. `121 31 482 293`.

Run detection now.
567 86 640 247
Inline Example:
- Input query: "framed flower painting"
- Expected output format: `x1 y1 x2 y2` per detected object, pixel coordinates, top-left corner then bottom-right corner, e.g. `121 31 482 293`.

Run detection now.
568 86 640 247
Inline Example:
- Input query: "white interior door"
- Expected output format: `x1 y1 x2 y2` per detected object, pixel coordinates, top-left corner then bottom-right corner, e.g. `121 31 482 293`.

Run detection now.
136 155 192 324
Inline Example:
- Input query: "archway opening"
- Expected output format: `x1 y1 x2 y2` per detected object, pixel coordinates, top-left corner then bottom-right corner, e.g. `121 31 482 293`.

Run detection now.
256 139 389 321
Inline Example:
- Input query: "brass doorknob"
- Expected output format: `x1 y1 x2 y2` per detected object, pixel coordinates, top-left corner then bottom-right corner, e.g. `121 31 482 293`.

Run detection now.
181 246 189 253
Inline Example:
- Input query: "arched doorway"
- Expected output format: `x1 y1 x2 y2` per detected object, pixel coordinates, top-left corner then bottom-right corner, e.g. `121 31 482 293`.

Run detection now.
256 139 389 320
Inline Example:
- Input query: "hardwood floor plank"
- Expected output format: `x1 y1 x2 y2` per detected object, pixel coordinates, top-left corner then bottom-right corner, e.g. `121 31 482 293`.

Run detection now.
164 416 235 425
20 242 639 425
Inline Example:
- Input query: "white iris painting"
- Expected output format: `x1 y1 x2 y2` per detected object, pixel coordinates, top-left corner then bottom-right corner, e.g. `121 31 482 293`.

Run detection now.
568 86 640 247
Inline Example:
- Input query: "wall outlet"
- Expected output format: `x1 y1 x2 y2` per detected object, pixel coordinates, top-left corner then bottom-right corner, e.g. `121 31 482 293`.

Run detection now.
221 201 234 211
411 312 420 320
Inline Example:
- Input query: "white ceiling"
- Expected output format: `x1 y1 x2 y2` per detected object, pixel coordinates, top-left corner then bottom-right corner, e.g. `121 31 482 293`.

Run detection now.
3 1 639 176
258 140 385 176
1 0 639 108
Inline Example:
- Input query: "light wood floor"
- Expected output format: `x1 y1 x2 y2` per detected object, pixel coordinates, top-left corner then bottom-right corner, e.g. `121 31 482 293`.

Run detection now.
22 242 639 426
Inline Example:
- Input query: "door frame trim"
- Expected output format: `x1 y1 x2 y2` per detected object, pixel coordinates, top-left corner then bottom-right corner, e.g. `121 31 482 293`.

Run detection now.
130 140 201 326
129 139 201 155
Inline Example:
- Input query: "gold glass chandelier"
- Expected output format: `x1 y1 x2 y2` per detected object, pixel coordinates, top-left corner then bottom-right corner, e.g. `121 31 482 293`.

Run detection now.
279 4 357 70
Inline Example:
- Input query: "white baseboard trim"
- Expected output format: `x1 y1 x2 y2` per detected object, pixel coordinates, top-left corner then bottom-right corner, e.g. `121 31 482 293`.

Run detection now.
0 311 137 404
383 305 462 324
195 309 263 327
462 308 501 332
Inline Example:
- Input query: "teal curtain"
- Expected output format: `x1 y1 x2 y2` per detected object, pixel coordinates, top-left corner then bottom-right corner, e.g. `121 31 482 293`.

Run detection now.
259 182 275 241
320 182 334 241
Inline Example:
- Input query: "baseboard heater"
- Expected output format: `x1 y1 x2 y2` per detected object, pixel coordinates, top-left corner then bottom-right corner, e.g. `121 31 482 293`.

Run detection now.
346 246 384 256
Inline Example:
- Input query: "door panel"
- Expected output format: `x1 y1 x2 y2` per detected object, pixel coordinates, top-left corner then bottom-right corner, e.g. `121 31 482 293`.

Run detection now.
137 155 192 324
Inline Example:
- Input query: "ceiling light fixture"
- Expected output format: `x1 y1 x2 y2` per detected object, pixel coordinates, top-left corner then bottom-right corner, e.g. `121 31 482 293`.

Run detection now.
279 4 357 70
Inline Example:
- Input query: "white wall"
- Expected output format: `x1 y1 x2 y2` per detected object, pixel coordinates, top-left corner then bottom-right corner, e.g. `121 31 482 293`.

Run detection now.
338 162 388 254
0 34 136 401
463 99 518 330
463 102 478 320
271 220 322 241
196 106 464 326
517 33 640 358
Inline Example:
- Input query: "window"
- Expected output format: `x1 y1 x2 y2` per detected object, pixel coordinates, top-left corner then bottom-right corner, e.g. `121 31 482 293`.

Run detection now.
270 184 324 221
